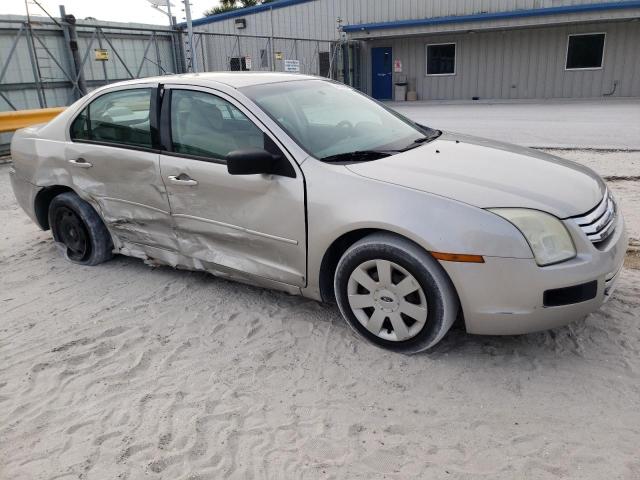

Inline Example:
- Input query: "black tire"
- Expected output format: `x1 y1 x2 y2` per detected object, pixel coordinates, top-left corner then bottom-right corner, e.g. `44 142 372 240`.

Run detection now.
48 192 114 266
334 233 459 354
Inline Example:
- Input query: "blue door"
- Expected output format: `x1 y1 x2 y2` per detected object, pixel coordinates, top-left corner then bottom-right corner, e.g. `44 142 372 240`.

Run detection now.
372 47 392 100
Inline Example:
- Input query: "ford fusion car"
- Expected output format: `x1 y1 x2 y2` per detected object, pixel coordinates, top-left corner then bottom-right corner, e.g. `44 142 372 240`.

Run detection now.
9 73 627 353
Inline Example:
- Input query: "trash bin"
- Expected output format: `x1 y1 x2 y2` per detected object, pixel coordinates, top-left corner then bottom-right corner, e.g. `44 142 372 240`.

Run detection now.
394 82 408 102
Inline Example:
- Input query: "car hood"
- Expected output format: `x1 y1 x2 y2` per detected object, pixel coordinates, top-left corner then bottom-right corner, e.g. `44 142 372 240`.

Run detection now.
345 132 605 218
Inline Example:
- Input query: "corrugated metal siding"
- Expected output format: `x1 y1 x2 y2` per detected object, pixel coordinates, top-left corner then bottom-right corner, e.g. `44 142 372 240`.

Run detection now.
0 20 176 111
198 0 343 39
190 1 640 101
194 0 640 38
0 16 177 152
197 34 334 75
361 20 640 100
346 7 640 38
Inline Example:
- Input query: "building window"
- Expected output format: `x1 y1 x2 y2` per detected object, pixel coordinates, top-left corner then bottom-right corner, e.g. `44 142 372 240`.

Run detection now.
426 43 456 76
319 51 331 77
230 57 248 71
260 49 269 68
566 33 605 70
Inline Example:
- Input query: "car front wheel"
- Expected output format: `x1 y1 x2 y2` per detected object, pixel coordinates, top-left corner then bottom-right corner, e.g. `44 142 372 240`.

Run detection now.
334 233 459 354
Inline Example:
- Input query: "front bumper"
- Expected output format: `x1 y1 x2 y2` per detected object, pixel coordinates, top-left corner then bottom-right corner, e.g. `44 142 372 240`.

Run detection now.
441 212 628 335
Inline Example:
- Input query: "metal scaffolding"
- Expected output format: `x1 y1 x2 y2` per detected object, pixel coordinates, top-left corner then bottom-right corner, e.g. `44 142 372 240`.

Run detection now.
0 9 361 153
0 17 182 111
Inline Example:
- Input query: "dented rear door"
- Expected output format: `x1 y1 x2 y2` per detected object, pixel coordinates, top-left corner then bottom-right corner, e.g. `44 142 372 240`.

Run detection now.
65 85 177 252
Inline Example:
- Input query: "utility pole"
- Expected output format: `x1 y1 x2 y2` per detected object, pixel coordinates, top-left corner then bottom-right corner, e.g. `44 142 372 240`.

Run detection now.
183 0 197 72
59 5 88 97
270 5 275 72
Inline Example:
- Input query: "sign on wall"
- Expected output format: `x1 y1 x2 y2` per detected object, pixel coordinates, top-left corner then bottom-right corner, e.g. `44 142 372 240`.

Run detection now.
284 59 301 72
94 49 109 61
394 59 402 73
275 52 283 60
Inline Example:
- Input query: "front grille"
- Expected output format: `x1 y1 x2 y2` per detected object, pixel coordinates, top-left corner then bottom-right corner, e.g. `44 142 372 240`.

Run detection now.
573 190 617 246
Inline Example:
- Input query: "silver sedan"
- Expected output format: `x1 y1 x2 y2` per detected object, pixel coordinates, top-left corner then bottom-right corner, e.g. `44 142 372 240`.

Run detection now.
9 73 628 353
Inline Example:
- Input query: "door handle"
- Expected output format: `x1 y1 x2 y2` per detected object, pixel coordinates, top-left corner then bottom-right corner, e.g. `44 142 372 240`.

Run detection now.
68 158 92 168
167 175 198 186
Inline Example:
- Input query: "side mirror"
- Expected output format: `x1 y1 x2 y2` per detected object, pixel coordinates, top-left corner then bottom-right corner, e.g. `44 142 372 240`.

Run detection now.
226 148 295 178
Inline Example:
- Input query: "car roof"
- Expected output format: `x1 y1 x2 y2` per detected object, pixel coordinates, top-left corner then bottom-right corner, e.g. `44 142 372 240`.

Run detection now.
109 72 320 90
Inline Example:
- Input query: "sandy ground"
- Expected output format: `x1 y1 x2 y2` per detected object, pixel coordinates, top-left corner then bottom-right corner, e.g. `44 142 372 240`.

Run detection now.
1 154 639 479
390 98 640 150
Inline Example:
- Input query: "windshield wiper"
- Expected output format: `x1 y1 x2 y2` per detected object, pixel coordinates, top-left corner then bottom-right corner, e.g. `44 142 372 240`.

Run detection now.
321 150 396 163
400 131 442 152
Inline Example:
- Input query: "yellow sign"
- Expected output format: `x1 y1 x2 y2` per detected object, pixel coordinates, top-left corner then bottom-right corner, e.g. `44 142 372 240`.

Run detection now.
275 52 283 60
94 49 109 61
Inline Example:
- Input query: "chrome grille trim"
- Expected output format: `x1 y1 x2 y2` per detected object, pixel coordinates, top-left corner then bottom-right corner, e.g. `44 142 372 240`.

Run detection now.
573 190 617 245
575 193 609 226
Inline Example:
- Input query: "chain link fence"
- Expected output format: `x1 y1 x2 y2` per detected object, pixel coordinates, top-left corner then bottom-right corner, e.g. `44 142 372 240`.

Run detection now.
192 31 338 78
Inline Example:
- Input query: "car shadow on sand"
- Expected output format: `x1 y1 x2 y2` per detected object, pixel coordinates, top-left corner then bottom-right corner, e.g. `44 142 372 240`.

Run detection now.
104 253 638 367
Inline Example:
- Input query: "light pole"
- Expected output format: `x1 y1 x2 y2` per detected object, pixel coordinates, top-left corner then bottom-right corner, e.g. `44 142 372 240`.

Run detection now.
146 0 176 27
146 0 183 73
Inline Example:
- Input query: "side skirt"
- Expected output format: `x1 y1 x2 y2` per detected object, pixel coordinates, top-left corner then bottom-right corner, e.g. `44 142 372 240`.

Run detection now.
118 241 303 296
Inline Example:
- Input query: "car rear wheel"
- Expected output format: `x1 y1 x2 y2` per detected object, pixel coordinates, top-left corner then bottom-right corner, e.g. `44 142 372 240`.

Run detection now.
48 192 113 266
334 233 459 354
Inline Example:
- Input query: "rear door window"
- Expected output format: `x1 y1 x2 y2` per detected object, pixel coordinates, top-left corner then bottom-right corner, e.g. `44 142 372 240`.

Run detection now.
70 88 153 149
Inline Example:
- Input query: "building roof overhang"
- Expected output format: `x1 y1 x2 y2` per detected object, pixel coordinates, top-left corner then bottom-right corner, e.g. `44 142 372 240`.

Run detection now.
185 0 315 28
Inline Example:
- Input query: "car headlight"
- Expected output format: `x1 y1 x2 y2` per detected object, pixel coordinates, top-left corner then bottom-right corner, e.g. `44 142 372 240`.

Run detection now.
489 208 576 266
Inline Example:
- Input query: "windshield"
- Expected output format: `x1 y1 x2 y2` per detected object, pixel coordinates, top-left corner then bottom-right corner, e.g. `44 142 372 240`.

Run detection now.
241 80 439 162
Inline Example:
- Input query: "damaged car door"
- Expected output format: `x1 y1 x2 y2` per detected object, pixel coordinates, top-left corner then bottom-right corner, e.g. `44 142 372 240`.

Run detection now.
66 85 177 252
159 86 307 288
